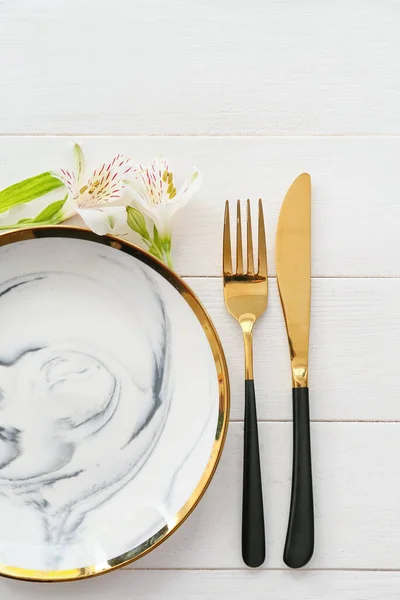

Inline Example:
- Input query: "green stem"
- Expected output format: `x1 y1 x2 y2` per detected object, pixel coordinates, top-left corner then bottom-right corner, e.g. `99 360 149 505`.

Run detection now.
164 246 173 269
0 223 28 230
146 239 164 262
0 217 61 230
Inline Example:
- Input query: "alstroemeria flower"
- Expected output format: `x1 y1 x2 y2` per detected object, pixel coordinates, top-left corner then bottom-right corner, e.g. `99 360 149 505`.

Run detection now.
53 144 132 235
126 158 201 241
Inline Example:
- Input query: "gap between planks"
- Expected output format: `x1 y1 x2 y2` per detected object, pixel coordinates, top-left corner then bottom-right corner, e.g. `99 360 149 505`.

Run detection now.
123 567 400 573
230 419 400 424
2 133 400 138
184 275 400 280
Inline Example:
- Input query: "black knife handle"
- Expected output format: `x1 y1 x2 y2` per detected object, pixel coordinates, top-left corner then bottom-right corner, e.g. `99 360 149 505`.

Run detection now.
242 379 265 568
283 387 314 568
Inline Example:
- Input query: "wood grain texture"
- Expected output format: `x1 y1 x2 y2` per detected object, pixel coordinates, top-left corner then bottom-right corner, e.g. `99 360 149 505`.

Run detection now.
3 570 400 600
186 277 400 422
1 136 400 276
0 0 399 135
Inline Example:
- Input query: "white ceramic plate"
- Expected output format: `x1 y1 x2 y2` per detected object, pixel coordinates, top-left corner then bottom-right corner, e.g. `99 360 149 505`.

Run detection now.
0 227 229 582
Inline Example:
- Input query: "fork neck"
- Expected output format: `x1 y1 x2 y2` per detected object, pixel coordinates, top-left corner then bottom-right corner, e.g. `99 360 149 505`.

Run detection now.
240 318 255 380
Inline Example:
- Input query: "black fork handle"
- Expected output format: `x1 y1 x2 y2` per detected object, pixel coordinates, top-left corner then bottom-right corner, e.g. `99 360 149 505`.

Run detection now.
242 379 265 568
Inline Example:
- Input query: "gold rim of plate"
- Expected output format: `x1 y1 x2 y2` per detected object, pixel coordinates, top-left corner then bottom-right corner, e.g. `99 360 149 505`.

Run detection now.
0 226 230 583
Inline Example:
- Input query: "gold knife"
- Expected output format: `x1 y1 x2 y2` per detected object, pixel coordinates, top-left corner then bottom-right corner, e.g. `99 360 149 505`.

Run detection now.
275 173 314 568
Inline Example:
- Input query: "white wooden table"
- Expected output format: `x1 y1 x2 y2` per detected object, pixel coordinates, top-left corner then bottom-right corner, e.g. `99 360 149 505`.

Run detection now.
1 1 400 598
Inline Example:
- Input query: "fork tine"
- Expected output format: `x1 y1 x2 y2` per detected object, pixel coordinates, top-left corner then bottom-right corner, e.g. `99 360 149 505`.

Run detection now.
236 200 243 274
246 199 254 274
223 201 232 276
258 198 267 277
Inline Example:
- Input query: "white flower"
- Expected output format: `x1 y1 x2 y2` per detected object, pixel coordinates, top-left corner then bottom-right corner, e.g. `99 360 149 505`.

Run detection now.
126 157 201 240
53 144 132 235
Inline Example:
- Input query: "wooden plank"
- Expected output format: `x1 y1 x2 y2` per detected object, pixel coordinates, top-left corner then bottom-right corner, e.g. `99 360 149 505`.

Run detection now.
128 422 400 570
0 1 399 135
0 136 400 277
2 569 400 600
186 276 400 422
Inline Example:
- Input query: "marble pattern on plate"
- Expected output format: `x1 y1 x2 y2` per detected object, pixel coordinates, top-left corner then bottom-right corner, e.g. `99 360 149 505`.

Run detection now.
0 238 219 571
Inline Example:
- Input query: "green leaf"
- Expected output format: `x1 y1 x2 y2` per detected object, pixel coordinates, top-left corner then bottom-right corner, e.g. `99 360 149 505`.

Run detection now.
73 144 85 179
149 224 169 265
0 196 68 230
32 197 67 223
147 242 164 262
153 224 162 248
0 172 64 214
126 205 150 239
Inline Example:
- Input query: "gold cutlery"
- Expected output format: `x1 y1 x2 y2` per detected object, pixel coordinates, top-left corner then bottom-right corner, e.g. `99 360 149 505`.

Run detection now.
223 199 267 568
276 173 314 568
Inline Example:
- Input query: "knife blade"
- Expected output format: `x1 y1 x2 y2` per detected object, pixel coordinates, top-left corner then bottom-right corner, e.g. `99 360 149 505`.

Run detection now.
276 173 314 569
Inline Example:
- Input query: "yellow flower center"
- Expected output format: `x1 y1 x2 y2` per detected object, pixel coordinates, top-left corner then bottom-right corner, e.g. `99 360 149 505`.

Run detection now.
161 170 177 200
80 180 101 195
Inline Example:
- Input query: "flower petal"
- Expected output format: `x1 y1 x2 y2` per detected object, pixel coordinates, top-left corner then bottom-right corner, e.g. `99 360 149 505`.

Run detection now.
125 179 154 213
52 169 79 199
126 161 202 240
79 155 132 209
129 158 172 207
177 168 202 203
148 203 180 239
151 157 169 174
77 206 128 236
59 195 78 221
73 144 86 181
126 190 167 237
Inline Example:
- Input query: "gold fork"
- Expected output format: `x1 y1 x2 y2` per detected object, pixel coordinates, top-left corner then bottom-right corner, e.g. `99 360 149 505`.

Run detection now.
223 199 268 568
